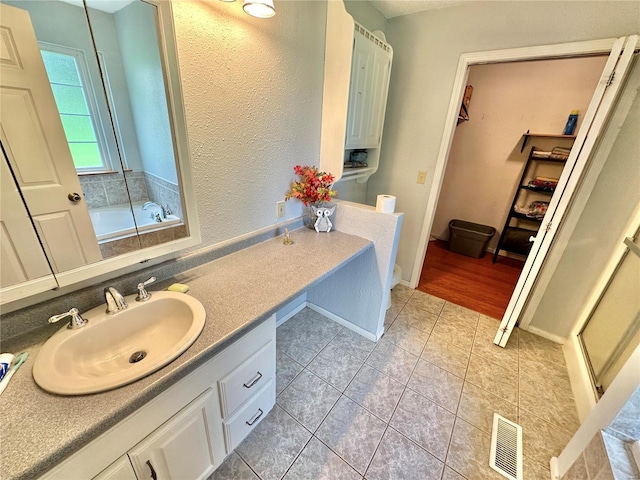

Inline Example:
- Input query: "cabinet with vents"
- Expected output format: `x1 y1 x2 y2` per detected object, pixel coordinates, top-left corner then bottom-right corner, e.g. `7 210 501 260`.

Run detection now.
342 23 393 183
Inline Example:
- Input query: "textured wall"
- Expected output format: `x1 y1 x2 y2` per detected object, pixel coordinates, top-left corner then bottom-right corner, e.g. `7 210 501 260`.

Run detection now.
369 0 640 282
171 0 326 248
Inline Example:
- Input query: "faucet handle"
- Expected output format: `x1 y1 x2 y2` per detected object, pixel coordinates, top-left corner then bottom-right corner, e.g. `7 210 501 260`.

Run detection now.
48 308 88 330
136 276 156 302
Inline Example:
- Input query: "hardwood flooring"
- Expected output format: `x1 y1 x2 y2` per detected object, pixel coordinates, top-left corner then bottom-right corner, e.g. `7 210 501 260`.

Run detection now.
417 239 524 320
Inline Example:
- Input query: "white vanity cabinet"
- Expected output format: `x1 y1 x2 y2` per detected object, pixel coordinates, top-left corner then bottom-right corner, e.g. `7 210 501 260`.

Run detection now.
41 316 276 480
344 24 392 151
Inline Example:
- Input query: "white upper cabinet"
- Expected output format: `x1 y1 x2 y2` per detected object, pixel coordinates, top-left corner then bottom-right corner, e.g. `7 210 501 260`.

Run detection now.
345 24 393 151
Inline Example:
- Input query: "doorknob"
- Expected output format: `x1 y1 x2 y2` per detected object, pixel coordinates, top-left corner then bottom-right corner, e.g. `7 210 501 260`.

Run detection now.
529 236 536 242
67 192 82 203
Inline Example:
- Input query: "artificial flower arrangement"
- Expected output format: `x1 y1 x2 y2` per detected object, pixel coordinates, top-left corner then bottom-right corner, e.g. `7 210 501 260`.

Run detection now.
285 165 337 206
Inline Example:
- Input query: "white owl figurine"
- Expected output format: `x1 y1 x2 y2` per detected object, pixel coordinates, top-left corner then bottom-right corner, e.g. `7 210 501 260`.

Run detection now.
312 205 336 233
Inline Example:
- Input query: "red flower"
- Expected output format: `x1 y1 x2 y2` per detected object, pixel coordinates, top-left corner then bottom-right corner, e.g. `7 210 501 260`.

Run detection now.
285 165 337 206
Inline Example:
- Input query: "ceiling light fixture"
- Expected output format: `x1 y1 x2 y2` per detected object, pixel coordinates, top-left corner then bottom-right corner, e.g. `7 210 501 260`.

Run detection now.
243 0 275 18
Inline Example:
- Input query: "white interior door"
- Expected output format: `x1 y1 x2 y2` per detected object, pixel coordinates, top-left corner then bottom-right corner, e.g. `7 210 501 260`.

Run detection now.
0 153 57 290
495 35 639 346
0 3 101 274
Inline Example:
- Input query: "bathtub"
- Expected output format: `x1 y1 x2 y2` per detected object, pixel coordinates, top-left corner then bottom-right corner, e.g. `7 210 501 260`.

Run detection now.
90 201 181 242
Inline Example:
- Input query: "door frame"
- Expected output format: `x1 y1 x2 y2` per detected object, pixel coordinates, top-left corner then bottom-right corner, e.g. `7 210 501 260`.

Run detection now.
409 37 632 334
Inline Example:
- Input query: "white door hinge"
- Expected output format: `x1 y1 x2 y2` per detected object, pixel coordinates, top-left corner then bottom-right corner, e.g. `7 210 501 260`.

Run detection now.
545 222 553 233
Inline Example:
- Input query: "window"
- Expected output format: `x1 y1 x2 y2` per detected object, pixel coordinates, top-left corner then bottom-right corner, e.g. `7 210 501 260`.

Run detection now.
40 46 109 172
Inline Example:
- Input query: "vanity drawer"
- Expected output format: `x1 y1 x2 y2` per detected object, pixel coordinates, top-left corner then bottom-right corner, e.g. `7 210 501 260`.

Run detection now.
223 380 275 452
218 341 274 418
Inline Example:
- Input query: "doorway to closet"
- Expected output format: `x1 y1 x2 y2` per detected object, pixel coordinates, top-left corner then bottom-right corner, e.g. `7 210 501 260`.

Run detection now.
417 55 608 319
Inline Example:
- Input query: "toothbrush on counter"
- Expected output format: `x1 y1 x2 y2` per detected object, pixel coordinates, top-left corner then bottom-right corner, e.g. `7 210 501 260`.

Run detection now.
0 352 29 396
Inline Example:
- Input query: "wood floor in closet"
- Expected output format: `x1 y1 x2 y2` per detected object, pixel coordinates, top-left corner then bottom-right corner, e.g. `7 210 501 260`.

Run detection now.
417 239 524 320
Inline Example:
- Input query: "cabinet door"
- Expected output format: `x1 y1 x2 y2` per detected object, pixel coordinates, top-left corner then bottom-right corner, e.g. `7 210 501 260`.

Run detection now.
364 50 392 148
94 456 137 480
128 389 218 480
344 33 374 149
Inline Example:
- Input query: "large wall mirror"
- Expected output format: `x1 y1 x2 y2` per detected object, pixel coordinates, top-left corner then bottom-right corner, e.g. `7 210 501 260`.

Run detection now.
0 0 199 306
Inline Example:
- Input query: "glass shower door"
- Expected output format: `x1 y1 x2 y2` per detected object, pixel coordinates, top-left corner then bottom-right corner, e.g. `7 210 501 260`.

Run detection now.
580 228 640 395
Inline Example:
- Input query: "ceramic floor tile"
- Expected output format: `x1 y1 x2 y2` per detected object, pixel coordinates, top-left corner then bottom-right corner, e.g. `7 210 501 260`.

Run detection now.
421 335 470 379
441 466 465 480
395 303 438 334
383 312 396 332
584 431 609 479
471 325 518 371
465 354 517 405
330 328 377 362
439 302 480 329
276 325 331 365
430 321 475 352
209 452 258 480
519 410 573 469
297 309 344 341
307 343 363 392
277 370 341 432
282 437 361 480
407 291 446 315
478 313 502 330
276 349 304 395
519 355 572 390
561 454 588 480
519 376 580 434
391 284 413 303
365 427 444 480
236 405 312 480
365 340 419 385
407 359 463 413
523 456 552 480
344 364 404 422
457 382 518 434
315 396 386 475
446 418 505 480
390 388 455 461
519 330 565 368
381 320 430 355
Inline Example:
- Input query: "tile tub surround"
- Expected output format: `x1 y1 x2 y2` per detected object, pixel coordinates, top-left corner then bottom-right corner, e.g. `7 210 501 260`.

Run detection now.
219 290 581 480
0 229 372 480
79 171 149 208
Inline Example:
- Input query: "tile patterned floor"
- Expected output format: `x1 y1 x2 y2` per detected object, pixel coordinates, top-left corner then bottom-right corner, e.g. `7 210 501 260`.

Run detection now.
210 286 580 480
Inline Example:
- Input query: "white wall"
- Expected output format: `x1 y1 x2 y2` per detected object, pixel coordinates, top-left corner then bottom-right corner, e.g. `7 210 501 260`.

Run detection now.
115 1 177 184
369 0 640 282
431 57 606 250
529 61 640 338
171 0 326 248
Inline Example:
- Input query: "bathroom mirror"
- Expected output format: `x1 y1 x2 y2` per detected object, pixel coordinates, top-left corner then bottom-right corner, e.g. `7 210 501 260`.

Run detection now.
0 0 199 306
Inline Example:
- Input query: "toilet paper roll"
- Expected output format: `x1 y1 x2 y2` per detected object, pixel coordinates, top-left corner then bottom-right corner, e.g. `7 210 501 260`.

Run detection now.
376 195 396 213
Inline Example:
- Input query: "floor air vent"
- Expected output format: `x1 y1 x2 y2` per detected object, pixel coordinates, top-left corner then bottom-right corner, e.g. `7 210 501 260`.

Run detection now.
489 414 523 480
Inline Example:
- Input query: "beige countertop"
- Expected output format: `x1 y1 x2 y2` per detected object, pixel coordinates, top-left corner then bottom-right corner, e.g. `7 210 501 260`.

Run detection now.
0 228 372 480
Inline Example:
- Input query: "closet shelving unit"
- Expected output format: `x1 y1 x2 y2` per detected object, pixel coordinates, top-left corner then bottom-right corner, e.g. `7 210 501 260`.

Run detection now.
493 139 573 263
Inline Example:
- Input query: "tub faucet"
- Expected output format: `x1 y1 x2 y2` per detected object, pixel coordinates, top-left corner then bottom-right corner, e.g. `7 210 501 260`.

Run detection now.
142 201 167 219
104 286 128 315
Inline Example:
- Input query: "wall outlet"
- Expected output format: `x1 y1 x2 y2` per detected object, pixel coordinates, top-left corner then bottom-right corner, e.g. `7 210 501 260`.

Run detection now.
417 171 427 184
276 201 285 219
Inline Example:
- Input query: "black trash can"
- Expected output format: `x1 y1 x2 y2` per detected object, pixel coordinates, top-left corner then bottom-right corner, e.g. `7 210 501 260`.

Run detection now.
448 220 496 259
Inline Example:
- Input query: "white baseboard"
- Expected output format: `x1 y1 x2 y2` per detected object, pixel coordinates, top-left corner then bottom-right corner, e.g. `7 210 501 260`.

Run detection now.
399 279 411 287
306 302 378 342
550 457 560 480
521 325 566 345
276 298 307 327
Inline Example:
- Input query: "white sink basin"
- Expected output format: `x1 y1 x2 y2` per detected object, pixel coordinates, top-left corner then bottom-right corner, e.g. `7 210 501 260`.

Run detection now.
33 291 206 395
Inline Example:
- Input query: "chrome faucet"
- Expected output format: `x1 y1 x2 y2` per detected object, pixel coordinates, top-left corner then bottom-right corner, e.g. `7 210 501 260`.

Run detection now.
104 286 128 315
48 308 88 329
142 201 169 219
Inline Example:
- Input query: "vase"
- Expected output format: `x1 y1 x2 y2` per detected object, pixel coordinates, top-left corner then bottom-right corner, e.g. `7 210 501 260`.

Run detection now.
303 204 319 229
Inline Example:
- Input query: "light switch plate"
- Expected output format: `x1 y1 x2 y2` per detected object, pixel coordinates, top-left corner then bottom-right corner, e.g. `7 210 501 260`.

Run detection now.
417 171 427 184
276 201 285 218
